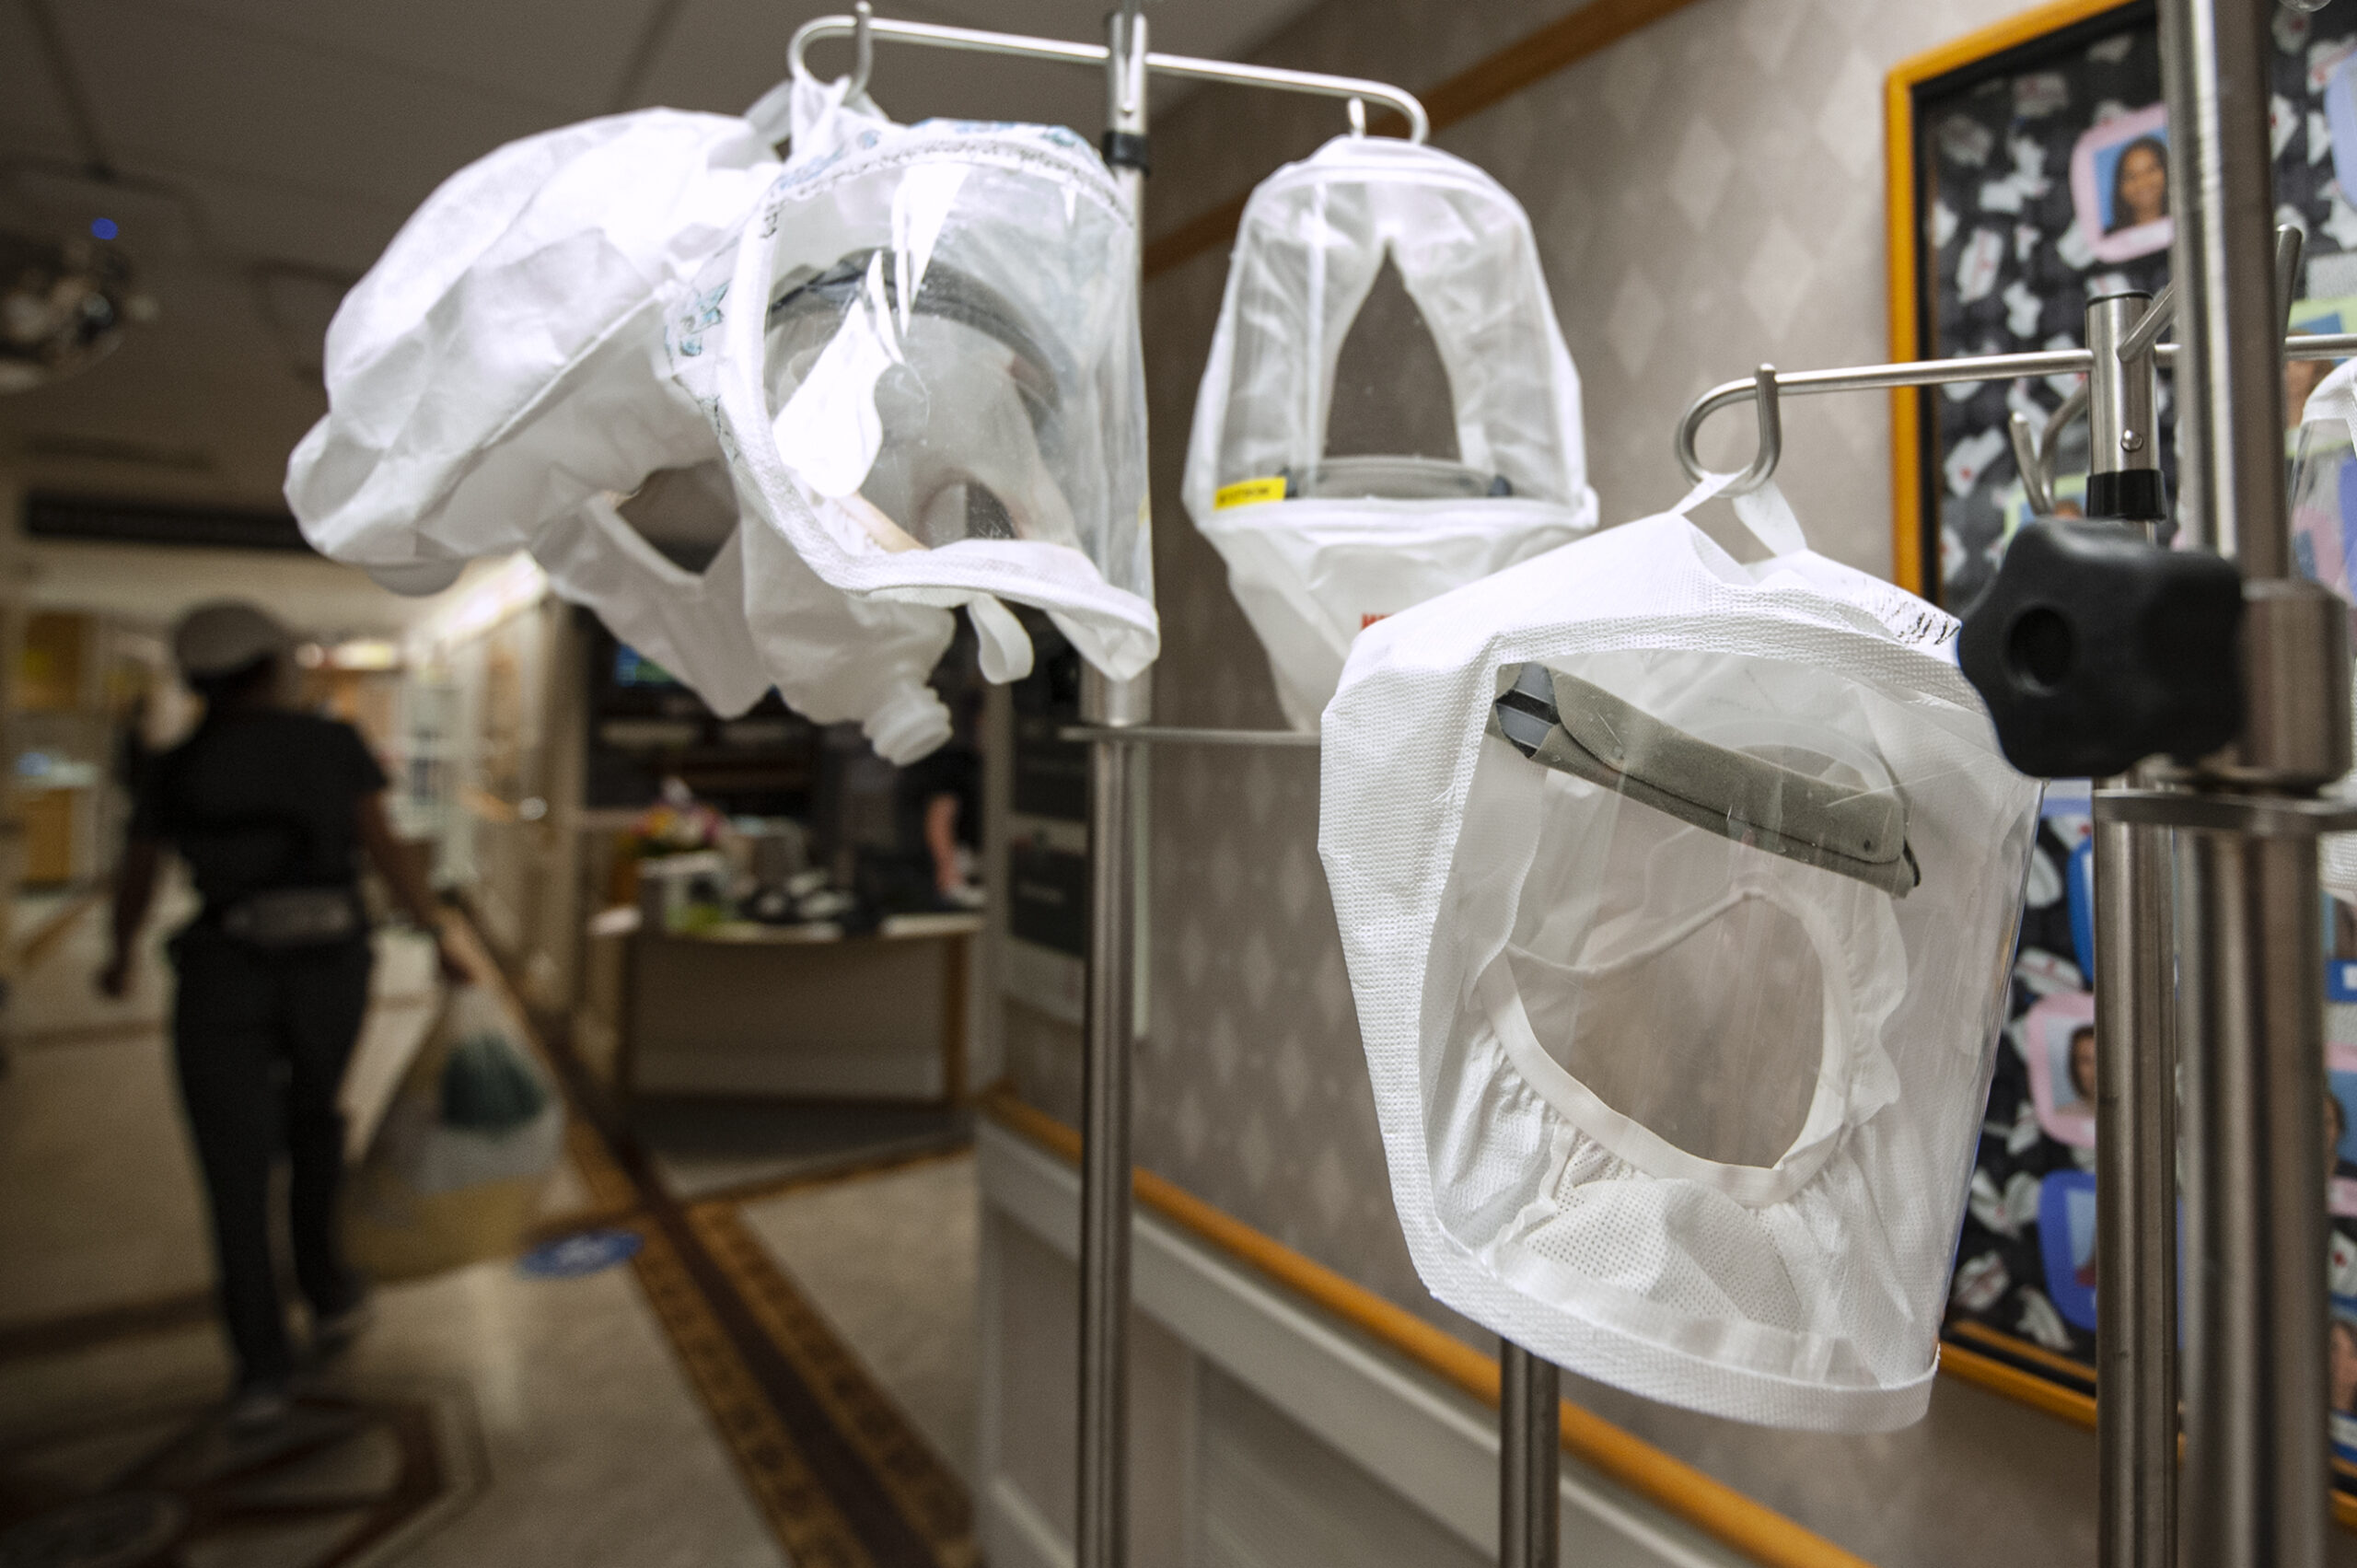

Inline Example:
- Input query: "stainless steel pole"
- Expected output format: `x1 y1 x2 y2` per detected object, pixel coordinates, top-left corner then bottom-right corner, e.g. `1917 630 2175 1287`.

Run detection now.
2182 827 2329 1568
2161 0 2345 1562
1074 10 1150 1568
2093 805 2177 1568
1498 1343 1560 1568
2084 290 2177 1568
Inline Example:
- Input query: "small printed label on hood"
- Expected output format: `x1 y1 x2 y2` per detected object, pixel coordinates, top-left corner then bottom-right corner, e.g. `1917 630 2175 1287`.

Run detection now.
1213 476 1287 509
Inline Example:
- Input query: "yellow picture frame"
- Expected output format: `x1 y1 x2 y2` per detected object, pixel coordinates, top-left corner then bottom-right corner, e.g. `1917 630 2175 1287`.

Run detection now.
1883 0 2147 598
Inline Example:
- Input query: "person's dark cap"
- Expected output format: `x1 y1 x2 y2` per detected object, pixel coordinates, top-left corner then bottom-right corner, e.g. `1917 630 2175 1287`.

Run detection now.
172 601 289 677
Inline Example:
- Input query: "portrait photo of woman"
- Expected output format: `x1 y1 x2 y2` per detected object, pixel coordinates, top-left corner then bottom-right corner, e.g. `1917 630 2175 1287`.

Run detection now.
2073 105 2175 262
2107 136 2167 233
2025 991 2100 1147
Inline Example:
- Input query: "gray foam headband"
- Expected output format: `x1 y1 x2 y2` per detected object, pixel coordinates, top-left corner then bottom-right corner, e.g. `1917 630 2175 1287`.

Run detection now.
1491 662 1919 898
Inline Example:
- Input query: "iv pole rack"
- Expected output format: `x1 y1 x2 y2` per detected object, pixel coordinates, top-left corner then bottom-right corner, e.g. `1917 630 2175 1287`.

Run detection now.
788 8 1433 144
780 13 1503 1568
1655 23 2352 1546
1671 331 2357 495
820 2 2340 1565
1071 315 2357 747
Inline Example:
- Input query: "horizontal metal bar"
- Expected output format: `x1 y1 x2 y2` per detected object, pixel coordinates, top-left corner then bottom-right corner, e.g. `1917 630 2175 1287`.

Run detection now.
1679 331 2357 485
2282 331 2357 361
788 13 1430 143
1059 726 1318 749
1678 352 2093 483
2094 789 2357 837
1686 333 2357 425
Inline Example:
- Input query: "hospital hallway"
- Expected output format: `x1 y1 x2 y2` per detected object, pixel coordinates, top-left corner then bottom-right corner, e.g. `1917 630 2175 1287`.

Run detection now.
30 0 2357 1560
0 874 983 1568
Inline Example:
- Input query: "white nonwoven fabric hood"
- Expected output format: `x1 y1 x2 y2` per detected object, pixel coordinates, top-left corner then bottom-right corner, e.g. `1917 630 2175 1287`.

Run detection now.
2291 358 2357 894
288 109 774 570
283 83 971 761
1184 135 1598 729
283 108 784 718
1319 477 2038 1430
695 106 1159 686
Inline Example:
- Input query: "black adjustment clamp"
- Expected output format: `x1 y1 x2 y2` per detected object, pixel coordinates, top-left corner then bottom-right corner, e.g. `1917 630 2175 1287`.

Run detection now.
1100 131 1150 174
1956 519 2244 779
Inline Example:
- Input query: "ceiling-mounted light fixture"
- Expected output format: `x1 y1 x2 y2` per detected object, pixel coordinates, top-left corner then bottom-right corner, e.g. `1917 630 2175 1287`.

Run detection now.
0 229 156 394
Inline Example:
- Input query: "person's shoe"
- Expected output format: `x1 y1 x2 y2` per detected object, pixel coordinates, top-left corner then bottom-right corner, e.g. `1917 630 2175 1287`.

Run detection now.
309 1296 375 1359
225 1378 292 1432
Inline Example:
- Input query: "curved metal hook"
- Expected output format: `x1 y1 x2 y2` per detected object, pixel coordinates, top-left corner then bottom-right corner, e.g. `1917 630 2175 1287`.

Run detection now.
2033 380 2089 505
849 0 875 97
1674 365 1783 495
2008 412 2053 517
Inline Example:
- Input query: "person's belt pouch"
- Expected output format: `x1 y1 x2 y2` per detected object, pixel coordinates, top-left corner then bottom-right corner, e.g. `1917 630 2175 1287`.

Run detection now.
219 887 361 949
1318 475 2041 1431
1184 136 1599 730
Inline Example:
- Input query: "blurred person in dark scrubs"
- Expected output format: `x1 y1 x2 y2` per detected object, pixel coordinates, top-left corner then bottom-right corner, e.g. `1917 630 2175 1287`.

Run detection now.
99 602 463 1428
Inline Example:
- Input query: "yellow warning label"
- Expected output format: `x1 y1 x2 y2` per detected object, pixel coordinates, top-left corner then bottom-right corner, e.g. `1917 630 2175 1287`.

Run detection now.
1213 476 1288 510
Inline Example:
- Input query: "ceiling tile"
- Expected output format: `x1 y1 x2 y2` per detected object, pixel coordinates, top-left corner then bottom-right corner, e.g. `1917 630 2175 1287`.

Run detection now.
54 0 564 210
124 0 660 117
153 161 408 274
0 264 325 503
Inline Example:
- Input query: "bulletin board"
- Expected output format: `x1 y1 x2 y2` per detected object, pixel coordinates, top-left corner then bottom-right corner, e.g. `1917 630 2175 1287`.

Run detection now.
1888 0 2357 1519
1887 0 2357 609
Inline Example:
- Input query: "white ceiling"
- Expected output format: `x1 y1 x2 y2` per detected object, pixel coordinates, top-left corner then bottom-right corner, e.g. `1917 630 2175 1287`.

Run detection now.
0 0 1315 517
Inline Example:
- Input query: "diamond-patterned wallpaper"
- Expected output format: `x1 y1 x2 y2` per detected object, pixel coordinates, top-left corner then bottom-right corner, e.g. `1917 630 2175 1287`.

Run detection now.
992 1 2269 1562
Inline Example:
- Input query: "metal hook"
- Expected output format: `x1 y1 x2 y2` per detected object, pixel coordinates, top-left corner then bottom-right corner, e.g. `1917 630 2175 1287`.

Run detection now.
848 0 875 99
2018 379 2089 515
2277 221 2305 331
2009 411 2055 517
1674 364 1782 494
1347 97 1366 136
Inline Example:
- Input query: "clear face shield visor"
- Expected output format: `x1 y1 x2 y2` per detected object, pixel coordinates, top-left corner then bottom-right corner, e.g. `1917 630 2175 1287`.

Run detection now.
1477 656 1913 1199
767 249 1086 554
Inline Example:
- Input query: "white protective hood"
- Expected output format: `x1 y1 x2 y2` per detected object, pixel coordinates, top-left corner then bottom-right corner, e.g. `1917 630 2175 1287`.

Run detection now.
1319 477 2038 1430
284 110 781 713
693 99 1158 686
283 82 972 761
2292 358 2357 894
1184 135 1599 729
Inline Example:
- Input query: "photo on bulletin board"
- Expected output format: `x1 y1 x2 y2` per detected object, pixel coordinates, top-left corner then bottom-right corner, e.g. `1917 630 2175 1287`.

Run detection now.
2022 990 2097 1148
1887 0 2357 611
2070 105 2173 261
1933 777 2357 1515
2337 1298 2357 1464
2036 1170 2100 1334
2330 1045 2357 1218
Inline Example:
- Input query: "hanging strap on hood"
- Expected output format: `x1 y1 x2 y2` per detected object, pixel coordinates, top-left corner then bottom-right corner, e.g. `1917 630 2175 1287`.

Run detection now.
1490 663 1920 898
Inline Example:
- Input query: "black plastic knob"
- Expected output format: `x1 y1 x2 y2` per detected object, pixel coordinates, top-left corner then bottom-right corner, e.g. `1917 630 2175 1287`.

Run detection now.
1956 519 2244 778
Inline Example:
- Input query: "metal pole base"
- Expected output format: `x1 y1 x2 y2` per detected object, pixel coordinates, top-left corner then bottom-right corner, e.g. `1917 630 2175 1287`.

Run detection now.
1499 1342 1559 1568
2179 830 2330 1568
2092 805 2177 1568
